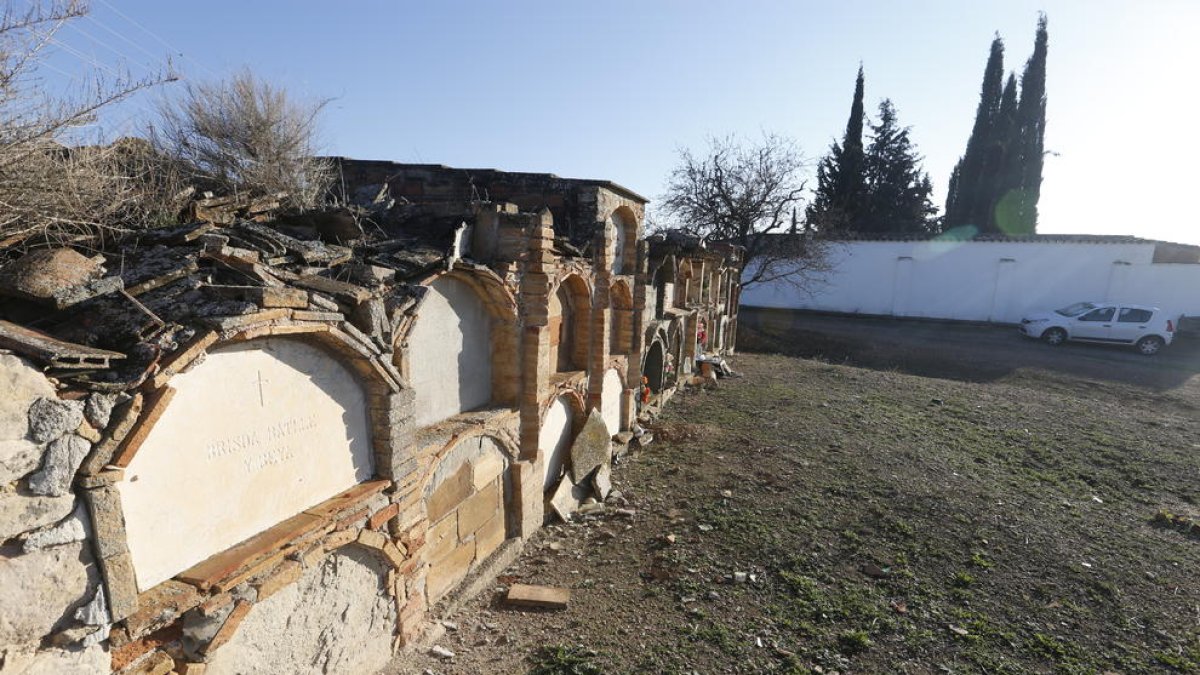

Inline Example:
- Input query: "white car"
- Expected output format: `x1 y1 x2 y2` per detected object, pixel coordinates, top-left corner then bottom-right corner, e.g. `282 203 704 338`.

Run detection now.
1019 302 1178 355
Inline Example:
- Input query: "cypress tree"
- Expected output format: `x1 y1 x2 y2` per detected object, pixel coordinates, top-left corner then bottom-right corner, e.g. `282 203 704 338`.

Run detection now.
860 100 937 234
944 35 1005 232
806 65 866 232
947 17 1049 235
1008 13 1048 234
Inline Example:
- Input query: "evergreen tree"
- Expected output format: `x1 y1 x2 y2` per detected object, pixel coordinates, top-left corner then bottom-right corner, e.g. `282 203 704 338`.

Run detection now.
805 65 866 232
945 17 1049 235
860 100 938 233
944 35 1005 232
1006 14 1048 233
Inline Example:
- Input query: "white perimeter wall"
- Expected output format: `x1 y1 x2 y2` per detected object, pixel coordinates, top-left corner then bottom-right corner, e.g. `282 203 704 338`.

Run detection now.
742 240 1200 323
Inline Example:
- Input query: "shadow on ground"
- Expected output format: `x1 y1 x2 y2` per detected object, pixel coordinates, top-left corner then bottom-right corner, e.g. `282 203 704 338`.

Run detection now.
738 307 1200 395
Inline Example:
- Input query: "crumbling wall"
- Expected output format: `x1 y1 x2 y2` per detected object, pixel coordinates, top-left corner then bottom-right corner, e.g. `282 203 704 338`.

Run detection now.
0 159 740 674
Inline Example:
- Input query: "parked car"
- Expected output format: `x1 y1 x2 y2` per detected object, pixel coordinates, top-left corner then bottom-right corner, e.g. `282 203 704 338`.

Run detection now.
1019 302 1177 355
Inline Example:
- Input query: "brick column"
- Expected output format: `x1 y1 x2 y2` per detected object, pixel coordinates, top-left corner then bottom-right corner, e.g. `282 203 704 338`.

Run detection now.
588 227 612 413
514 214 555 537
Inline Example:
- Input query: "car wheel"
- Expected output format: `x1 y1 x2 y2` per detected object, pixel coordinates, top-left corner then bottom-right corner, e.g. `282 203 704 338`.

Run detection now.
1042 327 1067 346
1136 335 1164 356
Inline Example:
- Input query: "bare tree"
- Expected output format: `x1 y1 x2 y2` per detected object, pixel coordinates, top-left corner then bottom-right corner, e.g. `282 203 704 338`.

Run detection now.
150 69 333 211
659 133 831 289
0 1 176 247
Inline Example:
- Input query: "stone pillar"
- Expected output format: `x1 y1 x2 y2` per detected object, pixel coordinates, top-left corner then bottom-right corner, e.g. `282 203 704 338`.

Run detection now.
627 242 650 426
514 214 555 537
588 226 612 413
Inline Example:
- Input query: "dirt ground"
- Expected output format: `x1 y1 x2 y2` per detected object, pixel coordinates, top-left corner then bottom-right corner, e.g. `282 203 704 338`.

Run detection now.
387 316 1200 674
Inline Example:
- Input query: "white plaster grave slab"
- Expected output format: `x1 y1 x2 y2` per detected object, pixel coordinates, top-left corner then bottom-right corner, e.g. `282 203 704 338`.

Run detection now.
538 396 573 491
119 338 374 590
601 368 623 435
409 276 493 428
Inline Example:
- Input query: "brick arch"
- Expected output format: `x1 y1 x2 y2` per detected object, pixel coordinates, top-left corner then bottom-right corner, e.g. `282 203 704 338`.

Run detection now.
548 273 592 373
396 267 520 426
608 206 639 275
419 429 517 602
89 325 408 623
608 278 633 356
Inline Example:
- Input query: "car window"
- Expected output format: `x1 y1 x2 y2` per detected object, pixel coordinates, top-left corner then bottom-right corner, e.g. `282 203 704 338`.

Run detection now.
1079 307 1115 322
1118 308 1153 323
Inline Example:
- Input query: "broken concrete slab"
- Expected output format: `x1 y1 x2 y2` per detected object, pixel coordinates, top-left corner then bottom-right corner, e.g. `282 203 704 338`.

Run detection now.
548 475 590 523
568 411 612 484
591 462 612 501
28 434 91 497
504 584 570 610
0 321 126 370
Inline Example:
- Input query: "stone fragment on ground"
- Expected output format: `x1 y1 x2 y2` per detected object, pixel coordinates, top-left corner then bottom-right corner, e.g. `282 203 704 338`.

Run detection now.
569 412 612 483
503 584 570 610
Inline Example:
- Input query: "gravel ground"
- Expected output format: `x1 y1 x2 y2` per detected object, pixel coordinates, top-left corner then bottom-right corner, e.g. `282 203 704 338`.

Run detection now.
387 320 1200 674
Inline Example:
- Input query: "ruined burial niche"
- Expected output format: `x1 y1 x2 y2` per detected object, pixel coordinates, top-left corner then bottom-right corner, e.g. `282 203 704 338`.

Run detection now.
539 396 574 491
549 275 590 373
423 435 511 604
119 339 374 590
643 339 665 394
408 275 494 427
601 368 623 434
609 279 633 356
609 209 630 275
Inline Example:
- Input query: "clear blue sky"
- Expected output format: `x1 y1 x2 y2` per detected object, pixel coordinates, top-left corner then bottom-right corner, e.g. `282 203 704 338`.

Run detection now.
47 1 1200 244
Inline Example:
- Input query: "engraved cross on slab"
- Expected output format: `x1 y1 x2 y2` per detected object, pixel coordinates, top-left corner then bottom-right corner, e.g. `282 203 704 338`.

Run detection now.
255 370 270 407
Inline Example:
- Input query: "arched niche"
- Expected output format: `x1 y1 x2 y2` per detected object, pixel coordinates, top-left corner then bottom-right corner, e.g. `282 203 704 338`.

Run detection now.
609 206 638 275
653 256 677 319
403 271 518 428
422 433 515 603
118 338 376 591
600 368 624 434
550 274 591 373
643 340 665 394
538 394 577 491
608 279 633 356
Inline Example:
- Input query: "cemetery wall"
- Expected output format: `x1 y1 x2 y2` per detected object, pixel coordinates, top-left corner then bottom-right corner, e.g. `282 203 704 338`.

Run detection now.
0 162 742 674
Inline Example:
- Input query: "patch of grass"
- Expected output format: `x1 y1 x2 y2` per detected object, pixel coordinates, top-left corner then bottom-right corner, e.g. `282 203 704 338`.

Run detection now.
952 571 976 587
970 552 993 569
528 645 603 675
836 629 871 655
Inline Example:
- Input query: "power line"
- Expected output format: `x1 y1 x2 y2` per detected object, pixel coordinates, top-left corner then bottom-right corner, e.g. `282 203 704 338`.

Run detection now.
94 0 220 79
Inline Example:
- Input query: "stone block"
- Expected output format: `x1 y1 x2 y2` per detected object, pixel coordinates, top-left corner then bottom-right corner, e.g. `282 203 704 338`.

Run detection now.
357 528 388 550
0 643 111 674
457 480 500 539
27 397 85 445
425 513 459 564
82 485 127 559
0 541 96 646
425 462 471 523
471 452 505 491
425 540 475 604
504 583 570 610
27 434 90 497
474 513 506 561
569 411 612 483
98 550 139 620
0 490 75 541
0 439 41 486
22 501 87 552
